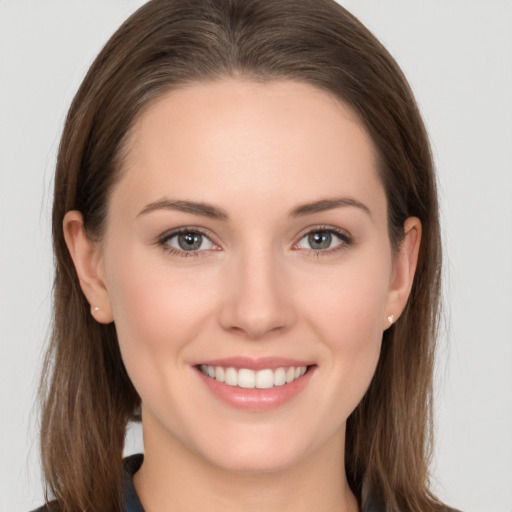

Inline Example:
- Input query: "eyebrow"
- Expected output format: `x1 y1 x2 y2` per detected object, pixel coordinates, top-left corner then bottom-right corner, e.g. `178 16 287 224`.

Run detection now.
137 199 229 220
289 197 372 218
137 196 371 221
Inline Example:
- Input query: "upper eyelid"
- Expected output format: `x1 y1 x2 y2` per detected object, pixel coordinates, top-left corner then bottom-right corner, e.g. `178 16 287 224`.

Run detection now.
157 228 219 257
292 226 353 255
158 226 217 244
295 225 352 241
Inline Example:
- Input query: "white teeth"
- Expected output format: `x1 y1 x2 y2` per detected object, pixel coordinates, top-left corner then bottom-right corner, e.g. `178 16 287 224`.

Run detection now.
238 369 256 388
214 366 225 383
225 367 238 386
200 364 308 389
256 369 274 389
274 367 286 386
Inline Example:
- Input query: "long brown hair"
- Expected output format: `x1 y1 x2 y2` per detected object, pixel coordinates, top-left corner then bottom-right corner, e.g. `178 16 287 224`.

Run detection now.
40 1 444 510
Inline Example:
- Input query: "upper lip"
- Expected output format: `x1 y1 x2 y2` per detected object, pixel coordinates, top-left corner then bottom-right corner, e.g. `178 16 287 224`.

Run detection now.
194 356 315 371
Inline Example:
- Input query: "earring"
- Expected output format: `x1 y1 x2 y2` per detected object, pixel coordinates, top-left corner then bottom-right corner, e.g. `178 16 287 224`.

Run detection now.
387 314 395 324
92 306 101 313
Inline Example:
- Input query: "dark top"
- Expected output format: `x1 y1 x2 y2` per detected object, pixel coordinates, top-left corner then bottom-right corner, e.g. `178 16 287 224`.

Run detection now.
34 454 457 512
122 454 384 511
122 454 383 512
123 454 145 512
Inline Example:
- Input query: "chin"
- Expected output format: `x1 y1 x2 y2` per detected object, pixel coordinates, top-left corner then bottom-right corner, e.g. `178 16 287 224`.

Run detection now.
195 431 315 475
208 451 299 475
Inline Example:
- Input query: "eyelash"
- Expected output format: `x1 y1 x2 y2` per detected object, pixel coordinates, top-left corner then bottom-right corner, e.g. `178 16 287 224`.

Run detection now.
293 225 353 257
158 227 217 257
157 225 353 258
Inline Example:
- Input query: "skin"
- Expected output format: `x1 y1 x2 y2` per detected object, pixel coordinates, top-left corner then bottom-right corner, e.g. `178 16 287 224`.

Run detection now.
64 80 421 512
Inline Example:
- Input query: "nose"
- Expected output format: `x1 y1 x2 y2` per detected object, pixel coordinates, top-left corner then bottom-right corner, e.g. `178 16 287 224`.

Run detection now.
218 248 295 340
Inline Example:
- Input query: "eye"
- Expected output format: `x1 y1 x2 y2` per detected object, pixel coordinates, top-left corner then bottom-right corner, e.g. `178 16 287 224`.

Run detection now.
160 229 217 255
295 228 351 253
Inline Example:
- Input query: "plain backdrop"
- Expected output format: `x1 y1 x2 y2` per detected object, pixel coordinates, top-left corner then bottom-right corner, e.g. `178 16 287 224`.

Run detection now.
1 1 511 511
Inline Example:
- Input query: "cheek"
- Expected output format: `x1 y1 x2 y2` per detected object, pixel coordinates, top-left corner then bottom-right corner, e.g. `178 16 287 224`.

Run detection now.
297 252 391 407
103 248 225 431
301 251 391 340
104 247 217 364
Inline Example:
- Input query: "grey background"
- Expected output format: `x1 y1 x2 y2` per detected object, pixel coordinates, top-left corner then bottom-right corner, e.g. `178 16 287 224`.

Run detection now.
1 1 511 511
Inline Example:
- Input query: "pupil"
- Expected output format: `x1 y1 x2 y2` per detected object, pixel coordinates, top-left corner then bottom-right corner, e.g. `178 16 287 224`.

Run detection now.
309 231 331 250
178 232 202 251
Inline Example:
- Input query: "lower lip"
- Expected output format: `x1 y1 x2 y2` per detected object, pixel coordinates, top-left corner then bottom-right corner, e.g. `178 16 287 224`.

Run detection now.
196 367 315 411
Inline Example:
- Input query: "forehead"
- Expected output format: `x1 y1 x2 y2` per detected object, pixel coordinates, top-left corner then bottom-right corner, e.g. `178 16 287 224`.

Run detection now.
112 79 385 222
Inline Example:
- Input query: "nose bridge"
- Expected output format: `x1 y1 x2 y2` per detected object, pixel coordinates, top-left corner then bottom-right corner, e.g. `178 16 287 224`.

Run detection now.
219 241 293 339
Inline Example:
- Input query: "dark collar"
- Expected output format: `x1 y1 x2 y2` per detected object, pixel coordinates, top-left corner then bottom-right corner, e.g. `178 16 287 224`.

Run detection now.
123 454 145 512
122 453 383 512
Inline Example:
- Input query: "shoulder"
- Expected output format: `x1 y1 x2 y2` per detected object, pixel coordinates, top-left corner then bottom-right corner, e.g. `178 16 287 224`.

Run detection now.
363 491 463 512
30 454 144 512
30 505 58 512
123 453 145 512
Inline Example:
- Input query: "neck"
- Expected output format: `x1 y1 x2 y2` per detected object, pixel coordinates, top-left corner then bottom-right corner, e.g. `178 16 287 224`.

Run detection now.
134 418 358 512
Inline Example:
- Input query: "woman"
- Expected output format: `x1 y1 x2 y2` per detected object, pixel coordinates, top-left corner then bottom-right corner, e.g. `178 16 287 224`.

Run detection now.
37 0 454 511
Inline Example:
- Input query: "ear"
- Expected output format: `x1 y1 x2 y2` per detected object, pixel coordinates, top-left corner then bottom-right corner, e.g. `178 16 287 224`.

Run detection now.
384 217 422 329
63 211 113 324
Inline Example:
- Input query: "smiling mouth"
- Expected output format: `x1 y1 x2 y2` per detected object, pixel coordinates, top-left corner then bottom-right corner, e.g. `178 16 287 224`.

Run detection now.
198 364 310 390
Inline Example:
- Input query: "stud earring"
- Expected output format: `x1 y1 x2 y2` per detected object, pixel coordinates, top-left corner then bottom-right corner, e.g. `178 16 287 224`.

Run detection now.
387 314 395 324
92 306 101 313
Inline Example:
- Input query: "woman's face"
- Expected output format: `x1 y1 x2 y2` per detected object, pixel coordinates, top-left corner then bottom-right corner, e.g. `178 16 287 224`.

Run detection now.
69 79 419 474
